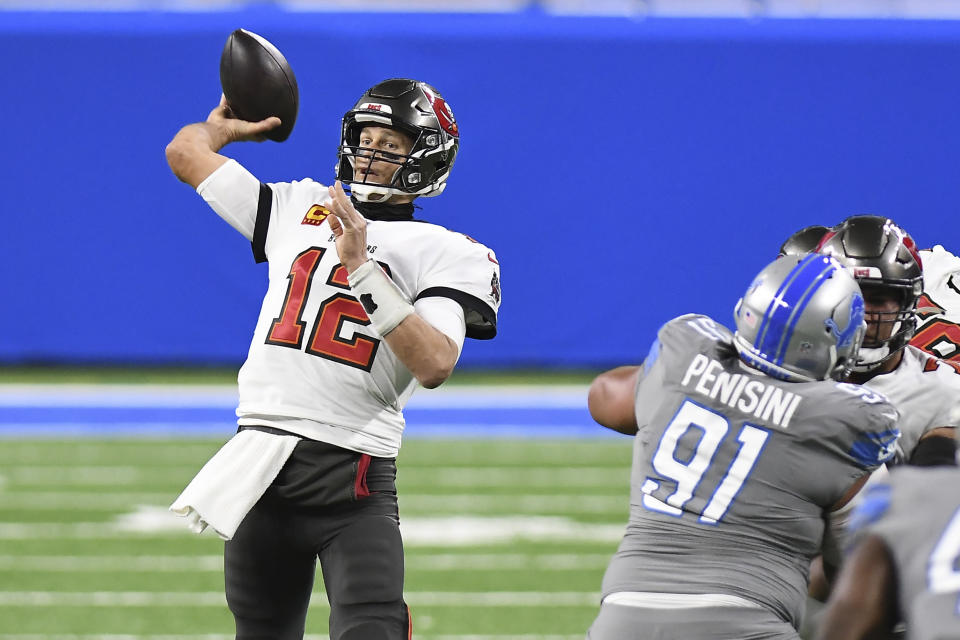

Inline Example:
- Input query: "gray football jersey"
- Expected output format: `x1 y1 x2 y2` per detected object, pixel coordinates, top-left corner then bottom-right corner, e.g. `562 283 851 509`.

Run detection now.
601 314 901 629
851 467 960 640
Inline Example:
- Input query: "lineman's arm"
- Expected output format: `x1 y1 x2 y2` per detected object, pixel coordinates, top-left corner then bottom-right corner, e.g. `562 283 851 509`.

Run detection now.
325 181 461 389
815 535 898 640
165 97 281 188
911 426 957 466
588 366 641 435
814 467 885 600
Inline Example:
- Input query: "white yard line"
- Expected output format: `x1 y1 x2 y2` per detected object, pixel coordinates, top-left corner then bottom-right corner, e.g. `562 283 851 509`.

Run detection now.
0 636 257 640
0 423 599 436
0 467 623 488
0 591 598 607
0 523 172 539
0 514 624 544
406 495 624 513
0 635 585 640
0 385 239 406
427 637 586 640
0 422 604 439
4 467 144 483
0 492 624 513
0 553 610 572
399 468 624 487
0 636 258 640
0 423 231 436
0 555 225 571
0 493 174 509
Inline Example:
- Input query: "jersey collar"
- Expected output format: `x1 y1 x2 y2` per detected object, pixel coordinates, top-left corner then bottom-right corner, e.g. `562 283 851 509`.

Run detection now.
352 198 416 222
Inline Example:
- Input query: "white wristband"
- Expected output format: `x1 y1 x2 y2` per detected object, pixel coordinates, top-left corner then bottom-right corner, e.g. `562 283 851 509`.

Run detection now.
347 259 414 336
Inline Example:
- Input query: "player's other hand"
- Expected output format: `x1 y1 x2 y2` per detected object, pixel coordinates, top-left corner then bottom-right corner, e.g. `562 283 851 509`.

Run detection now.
207 94 281 143
327 180 369 274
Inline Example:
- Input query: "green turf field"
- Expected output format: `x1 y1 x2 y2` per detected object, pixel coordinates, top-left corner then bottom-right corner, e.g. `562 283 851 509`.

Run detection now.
0 436 633 638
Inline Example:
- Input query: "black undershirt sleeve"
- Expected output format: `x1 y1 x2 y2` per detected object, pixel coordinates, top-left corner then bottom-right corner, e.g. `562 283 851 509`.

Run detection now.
251 182 273 264
909 434 958 467
416 287 497 340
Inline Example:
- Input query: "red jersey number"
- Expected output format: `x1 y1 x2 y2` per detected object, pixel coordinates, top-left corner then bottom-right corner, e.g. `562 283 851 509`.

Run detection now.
912 318 960 363
265 248 384 372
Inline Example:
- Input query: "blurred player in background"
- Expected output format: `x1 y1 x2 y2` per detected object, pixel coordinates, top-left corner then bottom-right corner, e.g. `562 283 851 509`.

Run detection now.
164 78 501 639
585 253 900 640
814 441 960 640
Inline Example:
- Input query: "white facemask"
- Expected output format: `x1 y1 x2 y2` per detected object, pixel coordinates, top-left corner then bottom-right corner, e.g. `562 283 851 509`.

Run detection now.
851 345 891 372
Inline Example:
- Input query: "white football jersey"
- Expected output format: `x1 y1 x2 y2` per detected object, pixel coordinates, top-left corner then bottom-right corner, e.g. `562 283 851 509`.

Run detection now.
198 160 501 457
862 345 960 462
911 245 960 363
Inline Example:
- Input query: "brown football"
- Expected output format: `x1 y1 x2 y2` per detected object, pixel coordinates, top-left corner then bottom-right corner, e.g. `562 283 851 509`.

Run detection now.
219 28 299 142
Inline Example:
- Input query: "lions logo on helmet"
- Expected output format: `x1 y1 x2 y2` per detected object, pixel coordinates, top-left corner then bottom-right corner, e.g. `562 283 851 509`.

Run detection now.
734 254 866 382
826 294 866 350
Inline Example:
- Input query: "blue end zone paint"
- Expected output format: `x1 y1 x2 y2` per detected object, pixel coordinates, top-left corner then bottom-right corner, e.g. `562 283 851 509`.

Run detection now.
0 387 623 439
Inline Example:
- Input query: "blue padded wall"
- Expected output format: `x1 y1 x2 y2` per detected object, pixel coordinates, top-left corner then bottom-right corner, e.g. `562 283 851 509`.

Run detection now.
1 9 958 367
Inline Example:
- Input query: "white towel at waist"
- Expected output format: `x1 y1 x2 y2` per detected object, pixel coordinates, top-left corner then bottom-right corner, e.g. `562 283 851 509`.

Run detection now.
169 429 300 540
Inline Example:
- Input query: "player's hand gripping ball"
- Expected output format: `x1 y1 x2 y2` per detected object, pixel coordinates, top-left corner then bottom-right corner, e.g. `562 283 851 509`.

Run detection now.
219 28 299 142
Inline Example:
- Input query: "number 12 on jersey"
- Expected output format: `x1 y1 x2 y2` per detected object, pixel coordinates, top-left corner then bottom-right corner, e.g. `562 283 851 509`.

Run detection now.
266 247 386 372
641 400 770 525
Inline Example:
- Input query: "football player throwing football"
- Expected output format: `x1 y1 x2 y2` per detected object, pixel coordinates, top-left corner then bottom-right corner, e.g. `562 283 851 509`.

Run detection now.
165 79 501 640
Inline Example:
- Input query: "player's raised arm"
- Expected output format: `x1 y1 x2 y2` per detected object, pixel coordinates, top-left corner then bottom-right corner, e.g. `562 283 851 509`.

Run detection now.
165 96 281 188
327 180 460 389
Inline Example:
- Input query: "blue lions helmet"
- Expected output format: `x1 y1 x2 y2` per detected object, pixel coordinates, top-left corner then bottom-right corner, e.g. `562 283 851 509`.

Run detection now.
734 254 866 382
